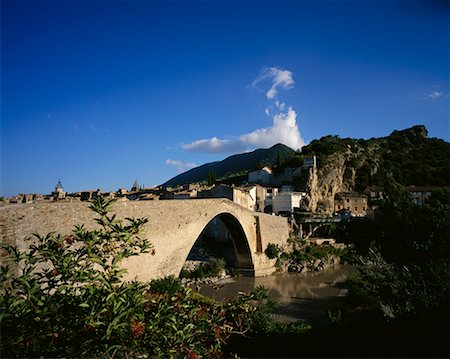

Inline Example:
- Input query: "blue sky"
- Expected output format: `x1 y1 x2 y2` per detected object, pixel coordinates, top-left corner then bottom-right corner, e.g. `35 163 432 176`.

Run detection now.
1 0 448 197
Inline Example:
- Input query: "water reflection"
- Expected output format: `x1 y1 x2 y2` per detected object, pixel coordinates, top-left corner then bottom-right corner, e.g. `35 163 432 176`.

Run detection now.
195 265 354 326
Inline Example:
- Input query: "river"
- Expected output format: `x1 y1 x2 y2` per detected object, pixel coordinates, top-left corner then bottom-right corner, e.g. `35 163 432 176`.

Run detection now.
195 265 354 326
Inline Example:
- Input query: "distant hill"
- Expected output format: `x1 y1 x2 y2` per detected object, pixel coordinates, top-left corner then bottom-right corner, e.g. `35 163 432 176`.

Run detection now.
162 144 296 187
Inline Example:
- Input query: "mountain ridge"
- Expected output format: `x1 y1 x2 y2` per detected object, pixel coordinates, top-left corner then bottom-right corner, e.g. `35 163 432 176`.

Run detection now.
162 144 296 187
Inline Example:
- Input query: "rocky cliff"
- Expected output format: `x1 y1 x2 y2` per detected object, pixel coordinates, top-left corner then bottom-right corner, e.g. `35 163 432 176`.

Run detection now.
301 125 449 213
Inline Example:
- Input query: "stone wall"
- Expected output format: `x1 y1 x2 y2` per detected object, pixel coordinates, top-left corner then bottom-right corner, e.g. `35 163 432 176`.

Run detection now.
0 199 289 281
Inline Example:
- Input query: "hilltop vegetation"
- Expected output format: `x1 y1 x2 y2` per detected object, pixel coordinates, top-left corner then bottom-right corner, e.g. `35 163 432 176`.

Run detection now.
302 125 450 191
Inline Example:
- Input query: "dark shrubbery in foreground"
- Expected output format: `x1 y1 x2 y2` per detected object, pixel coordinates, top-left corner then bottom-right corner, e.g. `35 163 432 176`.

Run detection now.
343 184 450 322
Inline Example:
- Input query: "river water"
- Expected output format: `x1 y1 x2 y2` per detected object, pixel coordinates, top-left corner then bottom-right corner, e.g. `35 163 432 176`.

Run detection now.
195 265 354 326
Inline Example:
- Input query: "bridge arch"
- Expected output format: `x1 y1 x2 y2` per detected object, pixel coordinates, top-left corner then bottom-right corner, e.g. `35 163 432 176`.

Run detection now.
183 212 254 274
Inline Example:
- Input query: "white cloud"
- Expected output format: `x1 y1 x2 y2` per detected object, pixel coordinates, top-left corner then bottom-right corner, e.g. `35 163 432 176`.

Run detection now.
239 106 304 150
165 158 198 172
252 67 295 99
181 137 239 154
182 105 305 153
182 66 305 154
426 91 443 100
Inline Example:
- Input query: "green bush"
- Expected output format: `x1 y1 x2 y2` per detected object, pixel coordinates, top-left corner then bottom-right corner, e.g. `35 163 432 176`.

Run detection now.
265 243 281 259
0 196 152 357
347 251 450 318
180 257 226 279
149 275 184 295
273 241 346 269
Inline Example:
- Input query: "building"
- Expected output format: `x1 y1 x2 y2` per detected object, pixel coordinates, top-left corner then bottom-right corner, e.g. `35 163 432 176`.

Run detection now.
364 185 449 206
248 167 273 185
363 186 385 202
272 191 306 214
334 192 368 217
52 179 66 200
263 187 279 213
405 185 446 205
80 189 102 201
198 184 257 211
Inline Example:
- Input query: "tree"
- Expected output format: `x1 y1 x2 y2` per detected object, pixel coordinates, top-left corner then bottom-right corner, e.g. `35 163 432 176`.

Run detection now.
207 170 216 186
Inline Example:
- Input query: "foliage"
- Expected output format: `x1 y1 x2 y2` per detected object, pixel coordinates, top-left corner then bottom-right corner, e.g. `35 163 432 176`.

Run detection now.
343 183 450 319
301 134 352 167
264 243 281 259
242 286 311 335
207 170 217 186
291 243 344 262
142 282 309 356
341 179 450 265
180 257 227 279
149 275 184 295
0 196 152 357
347 251 450 319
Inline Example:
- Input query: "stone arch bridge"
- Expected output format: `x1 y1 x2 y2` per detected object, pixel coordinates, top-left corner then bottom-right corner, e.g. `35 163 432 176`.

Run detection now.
0 199 289 281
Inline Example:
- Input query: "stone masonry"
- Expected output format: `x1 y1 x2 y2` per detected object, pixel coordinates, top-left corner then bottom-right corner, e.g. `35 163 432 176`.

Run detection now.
0 199 289 282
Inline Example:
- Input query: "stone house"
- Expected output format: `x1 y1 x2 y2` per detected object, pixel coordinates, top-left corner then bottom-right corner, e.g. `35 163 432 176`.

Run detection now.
334 192 368 217
198 184 257 211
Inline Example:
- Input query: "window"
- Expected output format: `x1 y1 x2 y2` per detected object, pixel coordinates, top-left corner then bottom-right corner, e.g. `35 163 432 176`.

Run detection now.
346 199 349 203
355 207 358 211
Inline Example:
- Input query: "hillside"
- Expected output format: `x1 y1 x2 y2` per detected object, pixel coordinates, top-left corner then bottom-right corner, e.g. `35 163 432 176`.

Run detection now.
163 144 296 187
300 125 450 212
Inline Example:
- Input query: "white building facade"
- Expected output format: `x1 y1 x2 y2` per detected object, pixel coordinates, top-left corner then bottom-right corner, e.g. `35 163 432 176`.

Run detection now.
272 191 306 214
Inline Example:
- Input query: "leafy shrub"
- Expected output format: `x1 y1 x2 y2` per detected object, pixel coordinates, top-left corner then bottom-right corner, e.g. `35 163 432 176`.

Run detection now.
149 275 184 295
265 243 281 259
347 251 450 318
180 257 226 279
0 196 152 357
274 240 346 269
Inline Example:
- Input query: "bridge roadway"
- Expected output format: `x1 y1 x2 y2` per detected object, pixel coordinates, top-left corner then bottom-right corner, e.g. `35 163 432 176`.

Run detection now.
0 199 289 281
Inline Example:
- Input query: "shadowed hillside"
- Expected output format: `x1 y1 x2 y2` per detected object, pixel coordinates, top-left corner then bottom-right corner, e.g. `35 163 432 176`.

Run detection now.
163 144 296 187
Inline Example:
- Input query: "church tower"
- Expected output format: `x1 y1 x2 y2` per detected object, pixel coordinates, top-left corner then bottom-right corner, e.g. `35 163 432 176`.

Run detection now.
53 179 66 200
